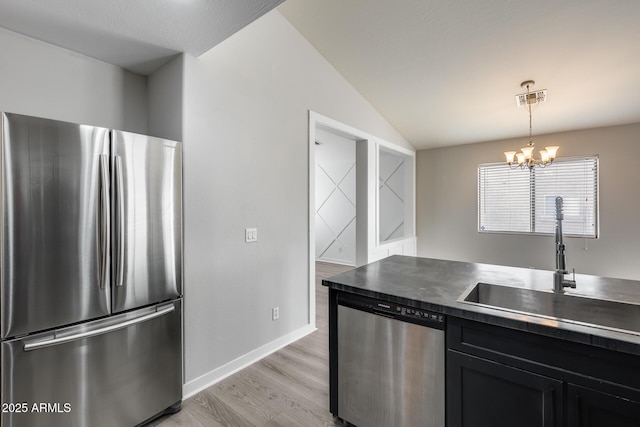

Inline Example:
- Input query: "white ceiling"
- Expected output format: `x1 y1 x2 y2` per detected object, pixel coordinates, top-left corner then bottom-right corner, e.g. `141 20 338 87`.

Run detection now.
0 0 284 75
279 0 640 149
1 1 638 150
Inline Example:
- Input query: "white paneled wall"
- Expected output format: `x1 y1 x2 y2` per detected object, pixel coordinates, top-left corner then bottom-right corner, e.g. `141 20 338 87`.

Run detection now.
379 149 406 242
315 128 356 265
310 114 417 268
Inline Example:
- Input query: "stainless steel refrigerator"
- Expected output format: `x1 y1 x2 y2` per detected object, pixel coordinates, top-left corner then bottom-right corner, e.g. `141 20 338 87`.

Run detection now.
0 112 183 427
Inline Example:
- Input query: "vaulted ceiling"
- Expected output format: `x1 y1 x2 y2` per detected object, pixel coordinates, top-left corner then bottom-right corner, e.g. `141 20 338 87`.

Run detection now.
1 1 638 150
279 0 640 149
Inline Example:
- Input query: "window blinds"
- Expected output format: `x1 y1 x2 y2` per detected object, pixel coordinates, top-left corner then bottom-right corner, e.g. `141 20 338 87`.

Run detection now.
478 156 598 237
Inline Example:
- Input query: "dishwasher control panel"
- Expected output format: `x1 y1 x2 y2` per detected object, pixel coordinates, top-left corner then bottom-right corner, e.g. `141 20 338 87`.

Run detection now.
394 305 444 324
337 292 445 329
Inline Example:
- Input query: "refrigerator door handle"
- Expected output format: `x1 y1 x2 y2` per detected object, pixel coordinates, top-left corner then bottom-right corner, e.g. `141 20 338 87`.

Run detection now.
23 305 175 352
115 155 125 287
99 154 111 290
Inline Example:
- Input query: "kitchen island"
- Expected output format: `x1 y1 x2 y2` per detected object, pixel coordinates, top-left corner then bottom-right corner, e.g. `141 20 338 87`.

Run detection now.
324 255 640 427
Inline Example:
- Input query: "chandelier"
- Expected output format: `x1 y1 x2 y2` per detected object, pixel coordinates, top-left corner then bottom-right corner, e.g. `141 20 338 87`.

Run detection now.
504 80 558 169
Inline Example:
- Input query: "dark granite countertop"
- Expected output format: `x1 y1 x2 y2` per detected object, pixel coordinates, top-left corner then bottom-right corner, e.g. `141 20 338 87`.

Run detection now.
323 255 640 355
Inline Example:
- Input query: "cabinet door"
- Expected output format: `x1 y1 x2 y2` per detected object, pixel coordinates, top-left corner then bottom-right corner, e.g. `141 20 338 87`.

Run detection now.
568 383 640 427
447 350 563 427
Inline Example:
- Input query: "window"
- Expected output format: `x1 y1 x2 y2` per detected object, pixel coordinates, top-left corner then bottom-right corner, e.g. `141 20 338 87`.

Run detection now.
478 156 598 237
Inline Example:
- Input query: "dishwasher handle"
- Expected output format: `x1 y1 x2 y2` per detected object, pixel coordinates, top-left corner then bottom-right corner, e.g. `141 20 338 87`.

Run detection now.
371 309 397 320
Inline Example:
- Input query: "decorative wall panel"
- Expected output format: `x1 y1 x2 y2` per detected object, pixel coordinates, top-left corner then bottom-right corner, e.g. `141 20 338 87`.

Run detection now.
315 129 356 265
379 149 405 242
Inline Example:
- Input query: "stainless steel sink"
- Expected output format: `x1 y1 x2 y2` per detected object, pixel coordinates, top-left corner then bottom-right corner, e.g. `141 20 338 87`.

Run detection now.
460 282 640 335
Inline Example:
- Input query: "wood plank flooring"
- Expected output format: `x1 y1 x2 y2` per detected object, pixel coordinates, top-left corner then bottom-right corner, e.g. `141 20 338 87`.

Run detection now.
149 262 353 427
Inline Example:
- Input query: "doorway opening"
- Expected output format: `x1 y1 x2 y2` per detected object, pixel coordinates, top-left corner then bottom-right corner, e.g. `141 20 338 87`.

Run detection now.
307 111 416 328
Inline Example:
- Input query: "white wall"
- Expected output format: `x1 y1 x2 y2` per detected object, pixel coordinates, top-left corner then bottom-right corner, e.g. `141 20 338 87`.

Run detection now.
181 10 412 393
315 128 356 265
0 27 147 132
148 54 183 141
417 123 640 281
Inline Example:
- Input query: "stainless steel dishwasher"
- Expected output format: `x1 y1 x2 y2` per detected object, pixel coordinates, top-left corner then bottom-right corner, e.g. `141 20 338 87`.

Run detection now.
337 292 445 427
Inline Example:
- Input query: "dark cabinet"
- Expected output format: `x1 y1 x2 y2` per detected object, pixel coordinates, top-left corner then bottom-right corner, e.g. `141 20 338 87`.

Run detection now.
567 383 640 427
447 317 640 427
447 350 562 427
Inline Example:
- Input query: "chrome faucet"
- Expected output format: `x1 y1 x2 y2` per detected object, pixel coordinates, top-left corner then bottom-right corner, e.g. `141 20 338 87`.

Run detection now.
553 197 576 293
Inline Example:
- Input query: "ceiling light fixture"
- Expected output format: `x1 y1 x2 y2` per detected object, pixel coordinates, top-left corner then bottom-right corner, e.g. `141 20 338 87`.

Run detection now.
504 80 558 169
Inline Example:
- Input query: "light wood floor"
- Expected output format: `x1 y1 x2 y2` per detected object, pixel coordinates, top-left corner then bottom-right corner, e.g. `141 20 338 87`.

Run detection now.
149 262 353 427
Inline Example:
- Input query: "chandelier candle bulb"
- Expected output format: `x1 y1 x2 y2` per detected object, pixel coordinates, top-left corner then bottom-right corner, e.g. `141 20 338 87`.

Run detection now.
504 151 517 163
545 146 559 159
521 146 534 159
540 150 549 162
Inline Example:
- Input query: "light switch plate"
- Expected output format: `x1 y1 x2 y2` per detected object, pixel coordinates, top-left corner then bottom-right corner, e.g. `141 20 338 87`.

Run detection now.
245 227 258 243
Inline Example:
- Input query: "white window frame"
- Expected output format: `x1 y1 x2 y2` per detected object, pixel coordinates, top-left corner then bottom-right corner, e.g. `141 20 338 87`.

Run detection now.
478 156 599 238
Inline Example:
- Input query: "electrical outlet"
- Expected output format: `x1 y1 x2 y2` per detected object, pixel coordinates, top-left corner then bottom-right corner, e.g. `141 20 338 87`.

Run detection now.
245 227 258 243
272 306 280 321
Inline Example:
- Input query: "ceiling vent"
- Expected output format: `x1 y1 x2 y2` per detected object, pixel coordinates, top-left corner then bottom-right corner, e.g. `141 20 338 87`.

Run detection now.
516 85 547 107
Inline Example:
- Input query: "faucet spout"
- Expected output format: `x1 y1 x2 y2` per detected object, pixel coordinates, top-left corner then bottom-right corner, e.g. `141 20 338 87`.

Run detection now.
553 197 577 293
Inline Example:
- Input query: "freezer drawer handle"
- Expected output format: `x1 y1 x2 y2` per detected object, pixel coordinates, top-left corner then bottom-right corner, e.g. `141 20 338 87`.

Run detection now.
23 305 175 352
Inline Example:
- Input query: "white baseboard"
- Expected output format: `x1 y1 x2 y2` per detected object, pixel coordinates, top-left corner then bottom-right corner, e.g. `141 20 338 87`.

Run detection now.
182 323 317 399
